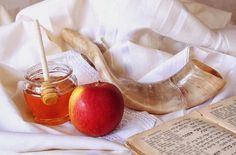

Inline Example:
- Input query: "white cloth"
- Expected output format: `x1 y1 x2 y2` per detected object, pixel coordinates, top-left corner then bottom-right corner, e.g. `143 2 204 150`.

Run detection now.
0 5 12 25
0 0 236 154
0 0 41 19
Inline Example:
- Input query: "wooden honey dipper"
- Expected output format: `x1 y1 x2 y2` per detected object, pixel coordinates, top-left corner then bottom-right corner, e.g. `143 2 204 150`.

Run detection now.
35 20 58 105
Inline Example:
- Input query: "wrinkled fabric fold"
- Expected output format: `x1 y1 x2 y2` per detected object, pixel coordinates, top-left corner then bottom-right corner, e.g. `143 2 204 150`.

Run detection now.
0 131 127 152
0 0 236 153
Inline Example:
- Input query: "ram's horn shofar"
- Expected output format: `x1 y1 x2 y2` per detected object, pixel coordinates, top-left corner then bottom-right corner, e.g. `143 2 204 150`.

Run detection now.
62 29 225 114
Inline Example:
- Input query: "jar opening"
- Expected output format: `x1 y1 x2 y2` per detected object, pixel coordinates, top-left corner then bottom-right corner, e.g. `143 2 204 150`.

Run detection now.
24 62 73 86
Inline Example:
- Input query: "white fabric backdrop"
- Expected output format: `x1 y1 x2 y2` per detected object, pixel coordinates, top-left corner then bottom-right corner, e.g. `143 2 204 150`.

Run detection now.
1 0 236 154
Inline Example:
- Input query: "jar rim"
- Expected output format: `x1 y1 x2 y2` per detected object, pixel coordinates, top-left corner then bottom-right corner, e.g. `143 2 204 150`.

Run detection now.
24 61 73 86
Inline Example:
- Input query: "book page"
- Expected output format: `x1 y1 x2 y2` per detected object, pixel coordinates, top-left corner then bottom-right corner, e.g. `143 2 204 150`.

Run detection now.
103 108 159 144
126 112 236 155
199 96 236 134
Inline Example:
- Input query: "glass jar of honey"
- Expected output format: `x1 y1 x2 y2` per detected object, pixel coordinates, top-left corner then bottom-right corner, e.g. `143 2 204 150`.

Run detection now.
23 62 77 125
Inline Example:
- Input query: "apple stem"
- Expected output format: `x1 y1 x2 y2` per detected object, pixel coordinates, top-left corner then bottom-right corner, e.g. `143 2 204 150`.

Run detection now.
95 81 101 86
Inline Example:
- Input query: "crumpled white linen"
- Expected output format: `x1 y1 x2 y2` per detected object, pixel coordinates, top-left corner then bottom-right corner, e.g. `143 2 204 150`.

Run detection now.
1 0 236 154
0 5 12 25
16 0 236 79
0 0 41 19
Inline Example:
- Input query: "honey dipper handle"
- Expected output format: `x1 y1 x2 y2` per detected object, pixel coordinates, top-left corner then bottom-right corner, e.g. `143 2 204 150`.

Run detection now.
35 20 49 81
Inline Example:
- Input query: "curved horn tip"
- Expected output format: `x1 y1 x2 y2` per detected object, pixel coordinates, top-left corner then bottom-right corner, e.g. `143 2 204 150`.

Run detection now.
191 59 222 79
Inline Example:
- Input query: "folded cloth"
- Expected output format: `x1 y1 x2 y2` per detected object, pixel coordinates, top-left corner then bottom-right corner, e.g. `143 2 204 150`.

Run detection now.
1 0 236 154
0 0 42 19
16 0 236 79
0 5 12 25
16 0 235 54
0 131 126 152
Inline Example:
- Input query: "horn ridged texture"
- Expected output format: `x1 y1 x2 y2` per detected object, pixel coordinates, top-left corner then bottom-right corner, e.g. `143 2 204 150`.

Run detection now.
62 29 225 114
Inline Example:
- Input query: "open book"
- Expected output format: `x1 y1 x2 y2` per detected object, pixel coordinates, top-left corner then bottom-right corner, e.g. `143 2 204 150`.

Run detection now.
126 96 236 155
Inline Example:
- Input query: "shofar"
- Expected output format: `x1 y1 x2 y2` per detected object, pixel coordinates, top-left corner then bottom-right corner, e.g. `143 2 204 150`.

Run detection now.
62 29 225 114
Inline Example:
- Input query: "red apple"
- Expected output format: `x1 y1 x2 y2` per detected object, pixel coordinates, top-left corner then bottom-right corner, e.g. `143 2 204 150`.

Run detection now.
69 81 124 137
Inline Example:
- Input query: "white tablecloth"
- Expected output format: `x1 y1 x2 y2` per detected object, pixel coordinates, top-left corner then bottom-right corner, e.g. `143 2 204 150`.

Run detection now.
1 0 236 154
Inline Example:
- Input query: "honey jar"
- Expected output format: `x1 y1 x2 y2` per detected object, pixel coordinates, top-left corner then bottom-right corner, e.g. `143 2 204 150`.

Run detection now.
23 62 77 125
